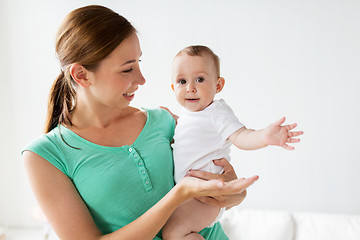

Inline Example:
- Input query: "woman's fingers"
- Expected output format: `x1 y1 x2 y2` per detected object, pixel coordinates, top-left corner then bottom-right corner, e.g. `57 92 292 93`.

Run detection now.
213 158 233 171
196 190 248 208
213 158 238 181
186 169 222 181
187 158 237 182
181 175 258 198
199 175 258 197
181 176 222 192
219 175 259 196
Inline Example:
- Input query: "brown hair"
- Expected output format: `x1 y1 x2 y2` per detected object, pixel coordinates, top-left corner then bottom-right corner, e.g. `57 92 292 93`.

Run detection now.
45 5 136 133
176 45 221 77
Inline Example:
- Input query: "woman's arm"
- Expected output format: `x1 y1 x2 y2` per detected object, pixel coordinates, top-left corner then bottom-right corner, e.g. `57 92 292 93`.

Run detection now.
23 151 103 240
23 152 256 240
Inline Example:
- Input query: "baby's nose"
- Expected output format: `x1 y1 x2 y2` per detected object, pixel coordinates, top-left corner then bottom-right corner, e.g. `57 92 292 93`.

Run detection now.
186 84 196 93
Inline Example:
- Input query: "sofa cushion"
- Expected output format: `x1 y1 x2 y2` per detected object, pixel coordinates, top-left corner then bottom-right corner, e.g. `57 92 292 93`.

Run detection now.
293 212 360 240
220 208 295 240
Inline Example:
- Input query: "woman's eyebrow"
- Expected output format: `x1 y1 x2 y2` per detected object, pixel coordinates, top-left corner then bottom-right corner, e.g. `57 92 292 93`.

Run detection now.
121 52 143 66
121 59 136 66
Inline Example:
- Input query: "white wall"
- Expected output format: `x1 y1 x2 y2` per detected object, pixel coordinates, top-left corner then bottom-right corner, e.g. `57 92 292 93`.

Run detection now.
1 0 359 227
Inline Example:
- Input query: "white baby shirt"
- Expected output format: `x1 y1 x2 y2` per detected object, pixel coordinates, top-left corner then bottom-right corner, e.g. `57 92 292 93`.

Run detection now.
172 99 245 183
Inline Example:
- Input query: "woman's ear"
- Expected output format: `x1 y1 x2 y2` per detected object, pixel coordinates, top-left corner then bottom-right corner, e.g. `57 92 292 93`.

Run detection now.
69 64 91 87
216 77 225 93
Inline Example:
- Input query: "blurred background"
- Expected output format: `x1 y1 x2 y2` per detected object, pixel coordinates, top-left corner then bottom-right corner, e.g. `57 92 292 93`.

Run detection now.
0 0 359 228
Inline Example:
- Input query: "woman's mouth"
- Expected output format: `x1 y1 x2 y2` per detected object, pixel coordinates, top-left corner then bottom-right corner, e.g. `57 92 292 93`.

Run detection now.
123 92 135 101
123 92 135 97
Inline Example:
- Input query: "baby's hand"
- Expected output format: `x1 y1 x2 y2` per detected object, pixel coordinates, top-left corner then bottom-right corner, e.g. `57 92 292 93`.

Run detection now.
263 117 303 150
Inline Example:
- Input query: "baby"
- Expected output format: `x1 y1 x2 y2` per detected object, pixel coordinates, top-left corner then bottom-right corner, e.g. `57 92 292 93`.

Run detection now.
162 45 303 240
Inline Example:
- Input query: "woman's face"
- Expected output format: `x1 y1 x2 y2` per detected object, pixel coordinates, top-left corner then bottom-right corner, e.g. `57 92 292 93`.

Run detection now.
86 32 145 109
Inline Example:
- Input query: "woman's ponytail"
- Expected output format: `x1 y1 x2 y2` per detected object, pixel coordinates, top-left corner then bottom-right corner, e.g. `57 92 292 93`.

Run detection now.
44 70 76 133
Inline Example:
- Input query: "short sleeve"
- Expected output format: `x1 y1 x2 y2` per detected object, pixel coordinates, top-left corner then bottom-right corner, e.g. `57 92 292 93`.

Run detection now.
211 99 245 141
22 134 69 177
149 108 176 141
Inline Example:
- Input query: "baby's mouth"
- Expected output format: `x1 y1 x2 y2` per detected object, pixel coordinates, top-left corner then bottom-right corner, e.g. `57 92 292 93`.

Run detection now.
186 98 199 102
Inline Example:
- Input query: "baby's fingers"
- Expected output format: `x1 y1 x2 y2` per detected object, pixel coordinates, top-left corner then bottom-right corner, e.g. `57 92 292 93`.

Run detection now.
273 117 286 126
288 131 304 137
282 143 295 150
285 123 298 131
286 138 301 143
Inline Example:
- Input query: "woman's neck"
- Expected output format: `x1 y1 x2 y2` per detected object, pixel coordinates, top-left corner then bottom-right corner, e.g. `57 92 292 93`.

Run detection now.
65 101 146 148
70 101 135 129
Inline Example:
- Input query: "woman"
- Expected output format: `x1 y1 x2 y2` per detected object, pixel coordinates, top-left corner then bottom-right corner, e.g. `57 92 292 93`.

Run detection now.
22 5 258 240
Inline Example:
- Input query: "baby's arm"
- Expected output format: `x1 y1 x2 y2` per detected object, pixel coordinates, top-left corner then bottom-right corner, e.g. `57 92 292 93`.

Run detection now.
228 127 267 150
228 117 303 150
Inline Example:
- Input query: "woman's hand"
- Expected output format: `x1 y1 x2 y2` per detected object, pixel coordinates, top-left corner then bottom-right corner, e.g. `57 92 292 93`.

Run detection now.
177 174 258 201
186 158 258 209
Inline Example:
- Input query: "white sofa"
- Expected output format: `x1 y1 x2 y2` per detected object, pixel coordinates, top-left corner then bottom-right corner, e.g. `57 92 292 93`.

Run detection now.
4 208 360 240
220 208 360 240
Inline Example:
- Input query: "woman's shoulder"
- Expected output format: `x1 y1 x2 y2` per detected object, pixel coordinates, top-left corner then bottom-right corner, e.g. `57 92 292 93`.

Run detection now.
22 127 62 152
21 126 70 176
21 126 77 162
142 107 176 138
143 107 174 123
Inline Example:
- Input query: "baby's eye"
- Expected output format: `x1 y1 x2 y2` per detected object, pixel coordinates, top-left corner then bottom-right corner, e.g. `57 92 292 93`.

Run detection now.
179 79 186 84
196 77 204 83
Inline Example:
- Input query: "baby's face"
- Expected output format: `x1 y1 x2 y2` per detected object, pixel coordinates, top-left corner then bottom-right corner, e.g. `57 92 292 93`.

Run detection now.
171 53 220 112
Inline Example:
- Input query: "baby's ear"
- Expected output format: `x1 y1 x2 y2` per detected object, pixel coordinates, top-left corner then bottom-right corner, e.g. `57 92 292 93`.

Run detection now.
216 77 225 93
171 83 175 91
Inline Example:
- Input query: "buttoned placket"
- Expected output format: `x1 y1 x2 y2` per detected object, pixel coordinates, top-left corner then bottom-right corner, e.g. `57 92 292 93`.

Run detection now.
128 147 153 192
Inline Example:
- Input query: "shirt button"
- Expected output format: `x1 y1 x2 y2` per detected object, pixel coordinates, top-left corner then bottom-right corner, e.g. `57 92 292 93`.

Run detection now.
145 180 150 185
134 154 138 158
129 148 133 152
141 170 146 175
138 162 143 166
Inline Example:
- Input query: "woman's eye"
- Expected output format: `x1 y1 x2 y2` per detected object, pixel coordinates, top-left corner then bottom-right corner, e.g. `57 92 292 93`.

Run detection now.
122 68 133 73
196 77 204 82
179 79 186 84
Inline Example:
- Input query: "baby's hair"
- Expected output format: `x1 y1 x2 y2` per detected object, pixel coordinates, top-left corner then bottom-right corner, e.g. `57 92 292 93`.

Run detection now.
176 45 220 77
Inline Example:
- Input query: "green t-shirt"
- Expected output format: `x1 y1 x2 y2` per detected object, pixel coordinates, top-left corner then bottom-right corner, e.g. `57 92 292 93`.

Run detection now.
23 108 228 239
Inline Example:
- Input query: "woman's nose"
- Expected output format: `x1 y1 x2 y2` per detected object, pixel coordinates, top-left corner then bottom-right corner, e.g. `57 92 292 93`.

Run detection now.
135 70 146 85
